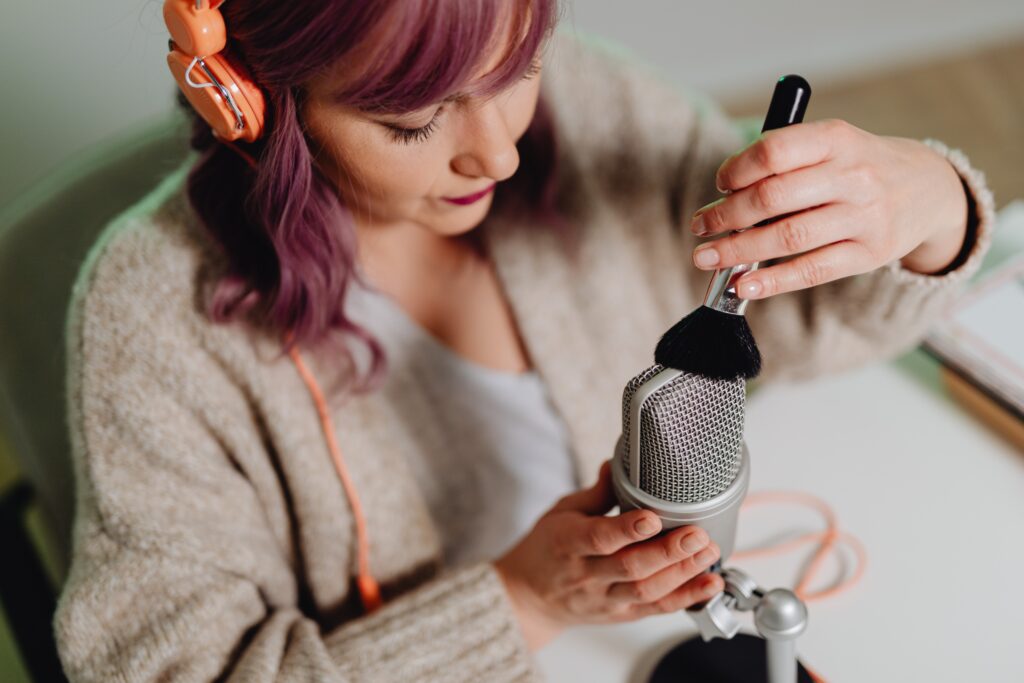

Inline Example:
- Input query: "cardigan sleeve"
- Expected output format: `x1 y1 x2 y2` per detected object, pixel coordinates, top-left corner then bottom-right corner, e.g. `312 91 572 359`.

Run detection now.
675 95 997 385
54 219 538 682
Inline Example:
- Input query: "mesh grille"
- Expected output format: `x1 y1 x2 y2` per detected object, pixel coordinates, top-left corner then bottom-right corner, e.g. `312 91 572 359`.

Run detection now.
621 364 745 503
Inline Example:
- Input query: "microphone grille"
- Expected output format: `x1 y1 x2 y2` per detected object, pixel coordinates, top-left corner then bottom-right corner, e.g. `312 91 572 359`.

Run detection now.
621 364 745 503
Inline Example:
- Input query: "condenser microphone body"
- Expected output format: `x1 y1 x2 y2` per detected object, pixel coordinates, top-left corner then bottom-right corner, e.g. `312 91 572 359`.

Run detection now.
611 364 749 562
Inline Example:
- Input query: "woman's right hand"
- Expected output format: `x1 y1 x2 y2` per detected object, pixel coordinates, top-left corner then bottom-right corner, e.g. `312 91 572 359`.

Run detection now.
494 460 724 651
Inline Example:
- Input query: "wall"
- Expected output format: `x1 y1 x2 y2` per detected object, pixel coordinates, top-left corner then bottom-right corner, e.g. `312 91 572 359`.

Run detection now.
2 0 1023 209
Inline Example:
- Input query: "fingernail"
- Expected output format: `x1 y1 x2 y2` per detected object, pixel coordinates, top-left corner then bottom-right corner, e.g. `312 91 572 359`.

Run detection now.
693 197 724 218
704 579 720 595
682 533 707 553
635 517 658 536
694 246 719 268
739 279 762 298
691 214 708 236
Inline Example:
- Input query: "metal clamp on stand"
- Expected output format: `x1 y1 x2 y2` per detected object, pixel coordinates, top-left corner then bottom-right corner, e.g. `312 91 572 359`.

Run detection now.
686 567 809 683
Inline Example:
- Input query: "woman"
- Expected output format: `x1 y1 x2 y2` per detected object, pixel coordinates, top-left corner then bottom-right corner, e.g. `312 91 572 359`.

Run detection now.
54 0 994 680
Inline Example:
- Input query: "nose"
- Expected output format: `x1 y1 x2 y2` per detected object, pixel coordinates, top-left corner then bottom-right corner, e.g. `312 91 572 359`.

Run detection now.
449 99 520 182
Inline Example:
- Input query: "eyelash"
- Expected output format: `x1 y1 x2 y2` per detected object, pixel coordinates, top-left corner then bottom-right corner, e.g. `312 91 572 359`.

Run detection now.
386 59 543 145
387 114 442 145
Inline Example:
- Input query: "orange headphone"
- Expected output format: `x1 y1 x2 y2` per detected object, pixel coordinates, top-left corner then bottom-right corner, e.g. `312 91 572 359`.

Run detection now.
163 0 267 143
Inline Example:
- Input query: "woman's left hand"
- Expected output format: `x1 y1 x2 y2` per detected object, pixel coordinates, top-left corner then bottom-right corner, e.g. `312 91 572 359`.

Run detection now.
689 119 970 299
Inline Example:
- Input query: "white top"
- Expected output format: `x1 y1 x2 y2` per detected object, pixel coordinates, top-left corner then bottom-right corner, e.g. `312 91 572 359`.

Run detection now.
345 282 579 567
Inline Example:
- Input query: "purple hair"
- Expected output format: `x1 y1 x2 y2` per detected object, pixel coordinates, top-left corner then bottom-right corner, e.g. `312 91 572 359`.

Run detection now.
181 0 568 398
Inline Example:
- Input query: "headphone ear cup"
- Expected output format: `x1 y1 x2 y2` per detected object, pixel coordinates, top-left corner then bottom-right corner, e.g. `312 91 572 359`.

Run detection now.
167 48 266 142
212 52 267 142
163 0 227 57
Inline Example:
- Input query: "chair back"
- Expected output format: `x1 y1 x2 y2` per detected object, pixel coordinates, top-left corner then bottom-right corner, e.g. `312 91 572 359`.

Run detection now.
0 113 192 573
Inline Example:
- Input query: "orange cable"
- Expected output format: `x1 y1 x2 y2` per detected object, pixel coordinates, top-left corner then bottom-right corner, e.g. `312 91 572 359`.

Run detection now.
734 491 867 603
285 332 382 613
804 660 827 683
216 136 259 170
731 491 869 683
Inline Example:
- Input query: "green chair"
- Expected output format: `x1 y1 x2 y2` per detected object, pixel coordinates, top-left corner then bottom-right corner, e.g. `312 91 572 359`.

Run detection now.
0 111 192 681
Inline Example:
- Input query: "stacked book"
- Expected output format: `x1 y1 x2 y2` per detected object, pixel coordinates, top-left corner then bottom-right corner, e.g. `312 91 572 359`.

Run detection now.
922 200 1024 451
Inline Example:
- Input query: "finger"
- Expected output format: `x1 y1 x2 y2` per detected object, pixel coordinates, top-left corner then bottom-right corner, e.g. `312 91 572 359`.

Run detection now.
606 542 721 606
588 526 709 582
630 572 726 617
734 239 875 300
715 119 852 193
692 162 838 238
693 203 857 272
559 508 662 557
551 460 614 515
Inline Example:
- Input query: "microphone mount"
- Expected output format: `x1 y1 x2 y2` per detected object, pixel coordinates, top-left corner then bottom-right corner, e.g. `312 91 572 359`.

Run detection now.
687 567 809 683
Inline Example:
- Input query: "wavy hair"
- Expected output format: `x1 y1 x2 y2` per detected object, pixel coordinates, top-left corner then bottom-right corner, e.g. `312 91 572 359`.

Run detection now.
180 0 568 397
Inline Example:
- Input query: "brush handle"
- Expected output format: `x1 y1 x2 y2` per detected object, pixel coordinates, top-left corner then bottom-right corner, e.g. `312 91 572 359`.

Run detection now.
703 75 812 315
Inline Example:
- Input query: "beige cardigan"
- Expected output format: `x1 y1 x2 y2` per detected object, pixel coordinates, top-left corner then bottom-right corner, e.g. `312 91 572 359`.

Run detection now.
54 28 995 682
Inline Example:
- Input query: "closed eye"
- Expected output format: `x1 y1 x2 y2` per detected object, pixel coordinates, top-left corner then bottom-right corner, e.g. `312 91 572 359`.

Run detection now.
385 57 543 145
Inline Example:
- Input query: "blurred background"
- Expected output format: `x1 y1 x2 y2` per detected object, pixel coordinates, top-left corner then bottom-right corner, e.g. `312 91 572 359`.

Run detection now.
2 1 1023 681
3 0 1024 209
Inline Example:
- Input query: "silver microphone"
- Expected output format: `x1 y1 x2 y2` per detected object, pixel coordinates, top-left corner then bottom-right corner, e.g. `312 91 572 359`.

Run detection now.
611 363 749 563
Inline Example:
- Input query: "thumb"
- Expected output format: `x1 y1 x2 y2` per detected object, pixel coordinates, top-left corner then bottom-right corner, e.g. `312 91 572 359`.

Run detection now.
552 460 616 515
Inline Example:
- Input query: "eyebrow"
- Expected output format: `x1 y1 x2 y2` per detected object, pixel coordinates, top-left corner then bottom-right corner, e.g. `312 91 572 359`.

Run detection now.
360 89 462 117
369 56 541 115
442 55 542 104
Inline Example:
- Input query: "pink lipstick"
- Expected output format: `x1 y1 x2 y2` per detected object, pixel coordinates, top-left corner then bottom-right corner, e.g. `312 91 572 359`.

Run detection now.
441 182 496 206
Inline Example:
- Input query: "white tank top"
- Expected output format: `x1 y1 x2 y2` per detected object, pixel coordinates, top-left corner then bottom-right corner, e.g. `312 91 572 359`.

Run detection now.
345 282 579 567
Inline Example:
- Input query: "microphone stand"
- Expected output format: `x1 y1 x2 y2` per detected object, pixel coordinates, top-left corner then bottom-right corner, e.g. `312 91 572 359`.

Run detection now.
685 566 809 683
644 567 813 683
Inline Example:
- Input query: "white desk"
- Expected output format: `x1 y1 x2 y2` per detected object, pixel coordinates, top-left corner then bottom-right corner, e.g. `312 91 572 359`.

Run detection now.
537 350 1024 682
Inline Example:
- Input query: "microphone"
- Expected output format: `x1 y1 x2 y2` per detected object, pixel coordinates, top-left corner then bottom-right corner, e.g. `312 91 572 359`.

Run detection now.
611 74 813 565
610 364 749 564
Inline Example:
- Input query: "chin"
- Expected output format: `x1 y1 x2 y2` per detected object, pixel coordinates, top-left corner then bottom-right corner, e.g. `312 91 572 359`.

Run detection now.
432 200 493 236
434 220 484 238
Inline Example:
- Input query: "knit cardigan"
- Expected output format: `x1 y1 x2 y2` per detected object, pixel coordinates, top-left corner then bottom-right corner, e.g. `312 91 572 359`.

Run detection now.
54 27 995 682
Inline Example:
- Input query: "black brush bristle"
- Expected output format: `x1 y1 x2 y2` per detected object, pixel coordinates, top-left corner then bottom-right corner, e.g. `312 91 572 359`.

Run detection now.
650 74 811 381
654 305 762 380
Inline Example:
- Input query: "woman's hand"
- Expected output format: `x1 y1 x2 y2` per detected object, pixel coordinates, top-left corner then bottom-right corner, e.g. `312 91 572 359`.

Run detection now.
688 119 971 299
494 461 723 652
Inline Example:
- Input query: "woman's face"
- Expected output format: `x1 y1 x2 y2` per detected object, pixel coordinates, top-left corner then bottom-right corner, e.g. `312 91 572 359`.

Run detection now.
300 27 544 240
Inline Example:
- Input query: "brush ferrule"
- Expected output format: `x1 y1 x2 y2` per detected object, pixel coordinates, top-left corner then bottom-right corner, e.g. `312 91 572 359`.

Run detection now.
703 260 760 316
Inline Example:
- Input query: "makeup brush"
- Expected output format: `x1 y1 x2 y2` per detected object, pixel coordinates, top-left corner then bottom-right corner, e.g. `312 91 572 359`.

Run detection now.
654 75 812 380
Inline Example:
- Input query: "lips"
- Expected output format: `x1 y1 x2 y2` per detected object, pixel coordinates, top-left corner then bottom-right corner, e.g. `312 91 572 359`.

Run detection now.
442 182 496 206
